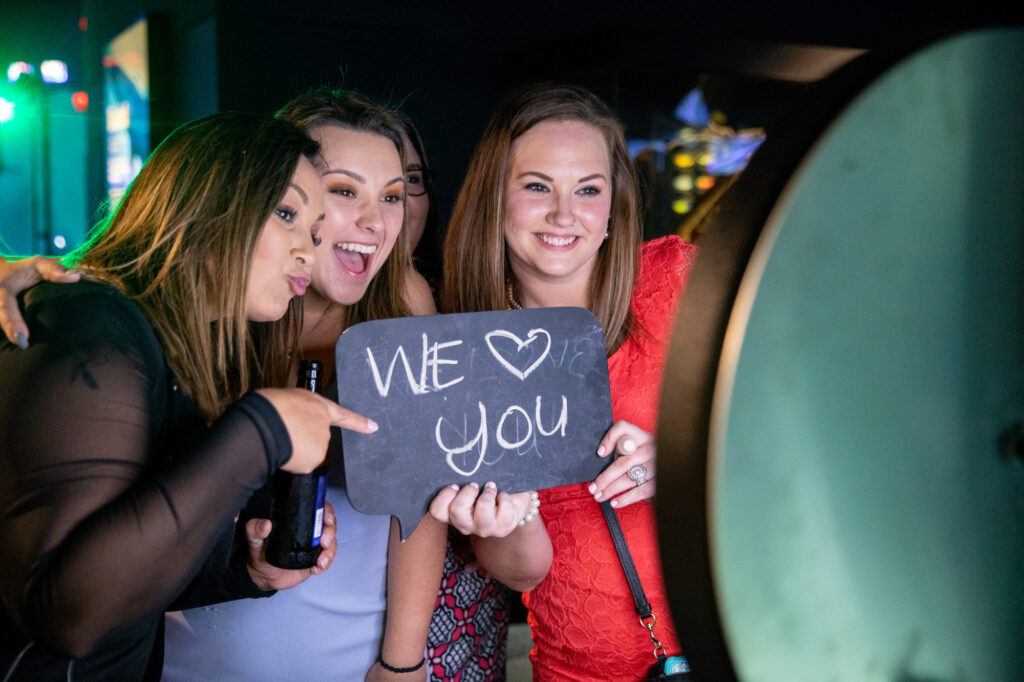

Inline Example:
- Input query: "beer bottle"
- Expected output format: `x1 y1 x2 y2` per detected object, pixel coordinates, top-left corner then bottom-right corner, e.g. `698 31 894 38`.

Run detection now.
265 360 329 569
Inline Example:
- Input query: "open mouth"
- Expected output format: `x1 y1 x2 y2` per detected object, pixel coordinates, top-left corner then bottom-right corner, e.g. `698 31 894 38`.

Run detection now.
538 234 578 247
333 242 378 275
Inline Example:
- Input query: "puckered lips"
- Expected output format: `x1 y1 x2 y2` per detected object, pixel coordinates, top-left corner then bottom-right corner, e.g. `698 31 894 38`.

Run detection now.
288 275 311 296
333 241 378 277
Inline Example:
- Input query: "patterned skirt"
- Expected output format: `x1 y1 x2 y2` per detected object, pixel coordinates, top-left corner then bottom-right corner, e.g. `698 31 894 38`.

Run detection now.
426 530 511 681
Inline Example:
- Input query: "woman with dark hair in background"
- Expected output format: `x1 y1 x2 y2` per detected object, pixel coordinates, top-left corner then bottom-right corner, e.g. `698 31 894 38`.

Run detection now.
0 111 372 680
431 84 696 680
394 108 444 293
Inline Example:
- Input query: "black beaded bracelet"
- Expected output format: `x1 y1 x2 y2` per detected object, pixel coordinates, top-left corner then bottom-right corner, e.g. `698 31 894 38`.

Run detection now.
376 653 425 674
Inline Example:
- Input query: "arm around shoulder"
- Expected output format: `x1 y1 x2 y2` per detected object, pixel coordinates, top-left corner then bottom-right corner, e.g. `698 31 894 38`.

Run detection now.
0 254 80 346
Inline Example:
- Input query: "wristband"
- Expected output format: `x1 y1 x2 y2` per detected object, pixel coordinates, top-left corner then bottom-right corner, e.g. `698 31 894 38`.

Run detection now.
376 653 425 674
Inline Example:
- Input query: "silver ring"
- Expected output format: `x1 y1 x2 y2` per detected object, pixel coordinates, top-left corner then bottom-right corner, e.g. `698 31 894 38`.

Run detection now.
627 464 648 487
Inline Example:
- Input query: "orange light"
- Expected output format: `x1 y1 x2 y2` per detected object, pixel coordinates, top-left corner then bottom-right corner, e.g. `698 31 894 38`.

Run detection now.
72 91 89 112
696 175 715 191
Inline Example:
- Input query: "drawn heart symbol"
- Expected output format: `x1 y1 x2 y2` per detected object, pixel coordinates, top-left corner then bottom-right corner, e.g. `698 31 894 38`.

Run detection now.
484 328 552 380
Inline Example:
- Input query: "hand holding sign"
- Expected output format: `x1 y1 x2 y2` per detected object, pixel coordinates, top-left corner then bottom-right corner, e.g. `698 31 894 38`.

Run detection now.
336 307 613 539
430 482 539 538
589 420 658 508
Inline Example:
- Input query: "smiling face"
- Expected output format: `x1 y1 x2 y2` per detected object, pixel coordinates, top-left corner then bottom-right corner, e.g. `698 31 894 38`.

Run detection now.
306 124 405 306
246 156 323 322
503 120 613 301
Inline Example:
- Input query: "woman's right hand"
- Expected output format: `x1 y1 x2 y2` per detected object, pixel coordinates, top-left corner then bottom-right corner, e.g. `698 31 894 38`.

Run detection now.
256 387 378 474
0 255 81 347
429 482 537 538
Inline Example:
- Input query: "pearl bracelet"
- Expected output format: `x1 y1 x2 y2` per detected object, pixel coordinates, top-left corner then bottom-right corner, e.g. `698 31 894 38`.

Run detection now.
518 491 541 527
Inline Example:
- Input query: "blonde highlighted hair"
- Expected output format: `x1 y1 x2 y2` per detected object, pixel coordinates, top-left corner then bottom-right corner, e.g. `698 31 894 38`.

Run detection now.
68 112 319 421
441 84 641 354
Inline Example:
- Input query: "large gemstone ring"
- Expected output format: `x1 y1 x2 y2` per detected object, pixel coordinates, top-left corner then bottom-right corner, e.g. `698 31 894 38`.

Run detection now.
627 464 648 487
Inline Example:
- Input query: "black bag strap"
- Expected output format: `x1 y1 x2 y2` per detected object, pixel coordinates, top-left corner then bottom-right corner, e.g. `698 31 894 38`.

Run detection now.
600 500 653 618
599 500 666 660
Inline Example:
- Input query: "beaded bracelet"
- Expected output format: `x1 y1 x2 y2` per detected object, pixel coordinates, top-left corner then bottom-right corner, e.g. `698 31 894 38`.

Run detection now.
518 491 541 527
376 653 425 674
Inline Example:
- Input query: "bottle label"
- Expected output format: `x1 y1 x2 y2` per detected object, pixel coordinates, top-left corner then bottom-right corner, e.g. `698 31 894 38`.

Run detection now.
311 473 327 547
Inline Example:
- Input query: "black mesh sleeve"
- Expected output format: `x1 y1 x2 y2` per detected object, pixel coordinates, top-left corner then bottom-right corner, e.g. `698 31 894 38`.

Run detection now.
0 284 288 658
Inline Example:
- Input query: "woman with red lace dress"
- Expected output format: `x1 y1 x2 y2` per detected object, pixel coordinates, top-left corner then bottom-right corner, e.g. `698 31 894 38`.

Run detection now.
430 84 696 680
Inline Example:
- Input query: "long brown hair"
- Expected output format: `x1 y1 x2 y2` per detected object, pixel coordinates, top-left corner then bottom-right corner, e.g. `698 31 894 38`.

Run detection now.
67 112 319 421
441 84 641 354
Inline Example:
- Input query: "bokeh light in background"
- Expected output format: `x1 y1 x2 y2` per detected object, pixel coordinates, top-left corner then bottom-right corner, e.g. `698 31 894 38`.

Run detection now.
630 88 766 242
71 90 89 112
1 9 88 256
6 61 34 83
40 60 69 84
0 97 14 124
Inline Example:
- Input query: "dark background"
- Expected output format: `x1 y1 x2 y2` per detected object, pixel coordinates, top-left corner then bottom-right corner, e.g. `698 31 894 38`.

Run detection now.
1 0 1019 251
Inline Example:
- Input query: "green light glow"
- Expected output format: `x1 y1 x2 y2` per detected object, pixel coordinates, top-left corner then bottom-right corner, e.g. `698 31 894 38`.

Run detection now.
0 97 15 123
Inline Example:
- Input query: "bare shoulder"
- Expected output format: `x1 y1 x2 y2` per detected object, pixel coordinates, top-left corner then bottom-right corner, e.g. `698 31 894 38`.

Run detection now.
403 269 437 316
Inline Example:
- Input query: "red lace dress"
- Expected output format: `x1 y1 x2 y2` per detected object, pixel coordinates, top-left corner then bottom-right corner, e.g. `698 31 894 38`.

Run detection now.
524 235 697 680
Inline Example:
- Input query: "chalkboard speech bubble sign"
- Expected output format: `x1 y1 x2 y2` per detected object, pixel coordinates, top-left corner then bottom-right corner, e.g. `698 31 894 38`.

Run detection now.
336 307 613 539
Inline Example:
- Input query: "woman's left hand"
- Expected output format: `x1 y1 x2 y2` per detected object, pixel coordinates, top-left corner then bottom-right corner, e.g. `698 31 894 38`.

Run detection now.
244 501 337 591
589 420 656 508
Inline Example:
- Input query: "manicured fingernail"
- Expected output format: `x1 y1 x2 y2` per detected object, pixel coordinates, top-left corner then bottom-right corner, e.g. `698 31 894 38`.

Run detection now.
485 481 496 491
318 556 328 569
449 484 460 491
587 483 596 494
594 491 603 501
620 438 636 454
597 445 606 456
470 481 479 489
15 332 28 349
366 419 378 432
610 498 618 508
